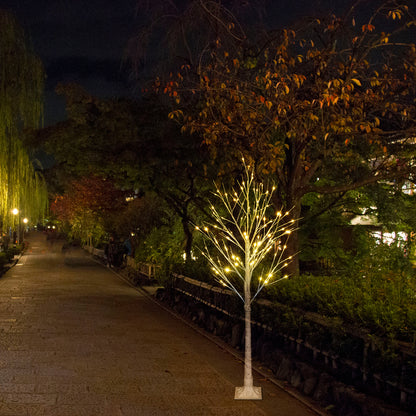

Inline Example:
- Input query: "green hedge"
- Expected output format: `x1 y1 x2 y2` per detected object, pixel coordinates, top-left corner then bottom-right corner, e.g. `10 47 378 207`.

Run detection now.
0 252 8 269
265 271 416 343
0 245 23 271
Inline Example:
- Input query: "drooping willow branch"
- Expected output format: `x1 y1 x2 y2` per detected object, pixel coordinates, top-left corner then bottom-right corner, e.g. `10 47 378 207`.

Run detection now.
0 10 48 229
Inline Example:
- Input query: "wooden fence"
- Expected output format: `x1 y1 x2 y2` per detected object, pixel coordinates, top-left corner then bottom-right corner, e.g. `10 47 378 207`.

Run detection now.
84 244 160 279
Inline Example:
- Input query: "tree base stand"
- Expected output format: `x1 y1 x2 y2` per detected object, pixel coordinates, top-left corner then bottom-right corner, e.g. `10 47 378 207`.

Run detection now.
234 386 262 400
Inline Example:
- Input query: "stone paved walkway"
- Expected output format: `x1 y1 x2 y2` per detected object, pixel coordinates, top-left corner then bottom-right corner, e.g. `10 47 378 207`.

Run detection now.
0 232 322 415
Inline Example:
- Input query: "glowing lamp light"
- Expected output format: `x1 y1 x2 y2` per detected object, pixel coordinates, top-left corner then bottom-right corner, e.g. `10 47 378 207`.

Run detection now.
12 208 19 215
23 218 28 224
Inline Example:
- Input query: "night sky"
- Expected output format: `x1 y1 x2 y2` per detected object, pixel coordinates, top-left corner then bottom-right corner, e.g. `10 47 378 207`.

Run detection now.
0 0 384 126
0 0 139 125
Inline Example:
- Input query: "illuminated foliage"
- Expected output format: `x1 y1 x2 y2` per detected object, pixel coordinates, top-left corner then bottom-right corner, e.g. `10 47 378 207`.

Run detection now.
0 10 48 229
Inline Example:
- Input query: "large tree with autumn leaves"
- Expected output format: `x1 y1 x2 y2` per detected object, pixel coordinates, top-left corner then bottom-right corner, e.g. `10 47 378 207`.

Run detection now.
163 0 416 273
50 176 127 245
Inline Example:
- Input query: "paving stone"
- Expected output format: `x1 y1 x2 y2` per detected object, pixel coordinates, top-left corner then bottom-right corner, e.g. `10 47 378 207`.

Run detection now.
2 392 57 405
42 404 123 416
0 383 36 393
0 403 44 416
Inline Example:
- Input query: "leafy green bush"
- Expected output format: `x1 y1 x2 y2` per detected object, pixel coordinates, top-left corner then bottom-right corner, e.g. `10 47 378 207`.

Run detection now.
0 245 22 269
259 236 416 343
0 252 8 269
266 267 416 343
7 245 22 258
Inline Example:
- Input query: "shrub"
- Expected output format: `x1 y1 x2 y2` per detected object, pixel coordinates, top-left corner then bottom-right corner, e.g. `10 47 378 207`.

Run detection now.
0 252 8 269
7 245 22 258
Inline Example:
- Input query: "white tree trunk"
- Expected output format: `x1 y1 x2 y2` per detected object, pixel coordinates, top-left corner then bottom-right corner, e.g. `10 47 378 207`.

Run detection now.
243 299 253 387
234 241 262 400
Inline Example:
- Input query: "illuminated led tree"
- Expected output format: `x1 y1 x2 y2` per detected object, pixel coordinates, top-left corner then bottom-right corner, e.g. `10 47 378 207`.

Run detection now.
197 161 297 400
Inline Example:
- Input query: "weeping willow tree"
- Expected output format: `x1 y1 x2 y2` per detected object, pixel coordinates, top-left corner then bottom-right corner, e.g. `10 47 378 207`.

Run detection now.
0 10 48 233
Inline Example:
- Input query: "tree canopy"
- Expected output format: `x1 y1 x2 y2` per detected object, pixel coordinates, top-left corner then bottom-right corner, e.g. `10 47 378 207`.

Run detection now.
165 0 416 272
24 1 416 277
50 176 127 244
29 83 216 258
127 0 268 84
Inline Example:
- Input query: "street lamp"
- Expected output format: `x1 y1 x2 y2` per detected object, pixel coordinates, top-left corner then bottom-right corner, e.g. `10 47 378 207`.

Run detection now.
23 218 28 240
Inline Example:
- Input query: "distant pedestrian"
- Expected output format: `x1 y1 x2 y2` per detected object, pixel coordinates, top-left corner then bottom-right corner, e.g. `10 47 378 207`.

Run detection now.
105 236 116 268
121 237 133 267
123 237 132 256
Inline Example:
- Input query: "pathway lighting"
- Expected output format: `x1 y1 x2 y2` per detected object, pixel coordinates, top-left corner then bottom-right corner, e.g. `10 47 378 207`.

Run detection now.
22 218 28 239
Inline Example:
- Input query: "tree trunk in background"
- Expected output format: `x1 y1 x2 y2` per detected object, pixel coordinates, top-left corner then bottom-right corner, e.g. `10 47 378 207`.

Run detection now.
182 216 193 261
